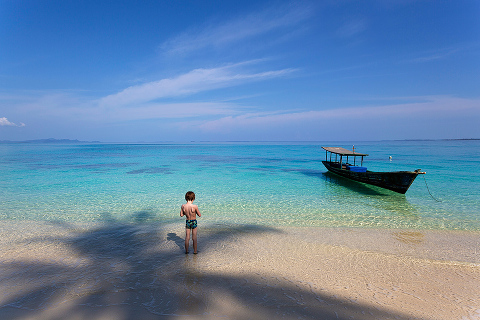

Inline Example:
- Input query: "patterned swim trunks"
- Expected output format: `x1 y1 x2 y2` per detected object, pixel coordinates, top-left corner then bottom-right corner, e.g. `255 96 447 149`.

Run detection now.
185 219 197 229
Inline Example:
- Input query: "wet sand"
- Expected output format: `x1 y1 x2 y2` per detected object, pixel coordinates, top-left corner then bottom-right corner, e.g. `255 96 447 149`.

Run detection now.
0 221 479 320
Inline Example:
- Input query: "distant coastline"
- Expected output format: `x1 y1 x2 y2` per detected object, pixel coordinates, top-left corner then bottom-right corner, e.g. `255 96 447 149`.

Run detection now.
0 138 100 144
394 138 480 141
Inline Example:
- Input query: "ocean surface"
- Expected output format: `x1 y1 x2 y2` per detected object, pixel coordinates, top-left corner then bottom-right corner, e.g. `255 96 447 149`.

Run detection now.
1 140 479 231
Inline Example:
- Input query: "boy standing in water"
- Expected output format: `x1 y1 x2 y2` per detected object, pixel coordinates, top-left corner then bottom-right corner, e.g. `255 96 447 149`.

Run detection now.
180 191 201 254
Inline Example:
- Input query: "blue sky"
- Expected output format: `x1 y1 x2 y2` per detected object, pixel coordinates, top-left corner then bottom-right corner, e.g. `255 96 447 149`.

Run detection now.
1 0 479 142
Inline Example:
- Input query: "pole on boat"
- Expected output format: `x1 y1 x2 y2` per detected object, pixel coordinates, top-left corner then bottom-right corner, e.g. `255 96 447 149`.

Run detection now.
352 145 356 166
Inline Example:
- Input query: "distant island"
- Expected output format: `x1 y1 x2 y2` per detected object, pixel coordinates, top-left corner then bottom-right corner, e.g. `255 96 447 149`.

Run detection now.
394 138 480 141
442 138 480 141
0 138 100 144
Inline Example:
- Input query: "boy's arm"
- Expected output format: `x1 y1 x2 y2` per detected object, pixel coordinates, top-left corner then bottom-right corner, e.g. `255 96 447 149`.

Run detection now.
180 205 184 217
195 205 201 217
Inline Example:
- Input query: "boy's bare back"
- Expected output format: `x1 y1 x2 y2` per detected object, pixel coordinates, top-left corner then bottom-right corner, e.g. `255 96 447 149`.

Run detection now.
180 202 201 220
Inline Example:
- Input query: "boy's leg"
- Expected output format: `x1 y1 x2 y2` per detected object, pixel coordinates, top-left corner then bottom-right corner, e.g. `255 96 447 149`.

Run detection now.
185 228 191 253
192 228 198 253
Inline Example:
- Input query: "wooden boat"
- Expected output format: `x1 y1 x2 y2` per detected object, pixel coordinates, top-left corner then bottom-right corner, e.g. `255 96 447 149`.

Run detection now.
321 147 425 194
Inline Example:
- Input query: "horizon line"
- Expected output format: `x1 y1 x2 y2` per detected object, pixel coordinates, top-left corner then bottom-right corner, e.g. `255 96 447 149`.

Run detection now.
1 138 479 144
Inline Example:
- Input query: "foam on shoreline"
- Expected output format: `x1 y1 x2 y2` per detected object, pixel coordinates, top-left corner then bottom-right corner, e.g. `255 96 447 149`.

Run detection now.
1 220 479 319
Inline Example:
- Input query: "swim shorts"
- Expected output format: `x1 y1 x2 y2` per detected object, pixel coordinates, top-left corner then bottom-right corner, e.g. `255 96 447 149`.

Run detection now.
185 219 197 229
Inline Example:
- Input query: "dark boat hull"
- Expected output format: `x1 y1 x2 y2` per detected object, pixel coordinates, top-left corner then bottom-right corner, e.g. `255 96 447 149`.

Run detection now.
322 161 420 194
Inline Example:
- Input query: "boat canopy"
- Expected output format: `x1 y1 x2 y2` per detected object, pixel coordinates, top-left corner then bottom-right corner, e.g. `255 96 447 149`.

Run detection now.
321 147 368 157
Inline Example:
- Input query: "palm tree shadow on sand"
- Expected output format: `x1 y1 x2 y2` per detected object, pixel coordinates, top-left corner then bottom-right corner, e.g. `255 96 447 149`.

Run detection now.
0 215 417 320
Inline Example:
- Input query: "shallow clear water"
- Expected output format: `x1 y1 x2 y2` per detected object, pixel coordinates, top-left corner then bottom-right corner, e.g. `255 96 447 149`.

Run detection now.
1 140 479 230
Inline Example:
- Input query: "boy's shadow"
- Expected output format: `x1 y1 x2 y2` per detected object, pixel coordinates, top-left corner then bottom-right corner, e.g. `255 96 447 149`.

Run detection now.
167 233 185 251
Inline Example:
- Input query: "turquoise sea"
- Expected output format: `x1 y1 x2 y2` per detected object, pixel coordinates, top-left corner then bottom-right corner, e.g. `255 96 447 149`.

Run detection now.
1 140 479 231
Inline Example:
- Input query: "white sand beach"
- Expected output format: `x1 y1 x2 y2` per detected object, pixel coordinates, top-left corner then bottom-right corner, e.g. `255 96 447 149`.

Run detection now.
0 221 479 320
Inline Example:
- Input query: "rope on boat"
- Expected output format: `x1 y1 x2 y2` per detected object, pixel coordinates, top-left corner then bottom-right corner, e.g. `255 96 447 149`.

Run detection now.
422 175 441 202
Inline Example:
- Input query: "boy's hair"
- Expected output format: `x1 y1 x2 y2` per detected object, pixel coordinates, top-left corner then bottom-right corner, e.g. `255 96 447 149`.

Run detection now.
185 191 195 201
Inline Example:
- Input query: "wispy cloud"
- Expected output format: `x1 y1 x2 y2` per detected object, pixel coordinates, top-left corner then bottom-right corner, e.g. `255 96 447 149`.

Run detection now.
412 49 459 63
160 2 314 56
0 117 25 127
98 62 297 108
0 61 297 126
103 102 240 122
408 44 476 63
336 18 367 38
198 96 480 132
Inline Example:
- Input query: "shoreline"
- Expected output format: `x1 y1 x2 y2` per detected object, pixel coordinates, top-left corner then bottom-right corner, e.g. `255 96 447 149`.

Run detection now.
1 221 479 319
1 220 479 264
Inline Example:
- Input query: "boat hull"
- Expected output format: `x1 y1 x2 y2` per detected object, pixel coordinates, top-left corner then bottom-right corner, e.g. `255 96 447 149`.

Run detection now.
322 161 420 194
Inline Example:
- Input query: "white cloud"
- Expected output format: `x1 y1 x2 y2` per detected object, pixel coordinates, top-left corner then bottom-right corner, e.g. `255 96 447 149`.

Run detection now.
198 96 480 132
161 2 314 56
0 117 25 127
411 48 460 63
1 61 294 126
336 18 367 38
407 43 477 63
104 102 239 122
98 63 297 108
